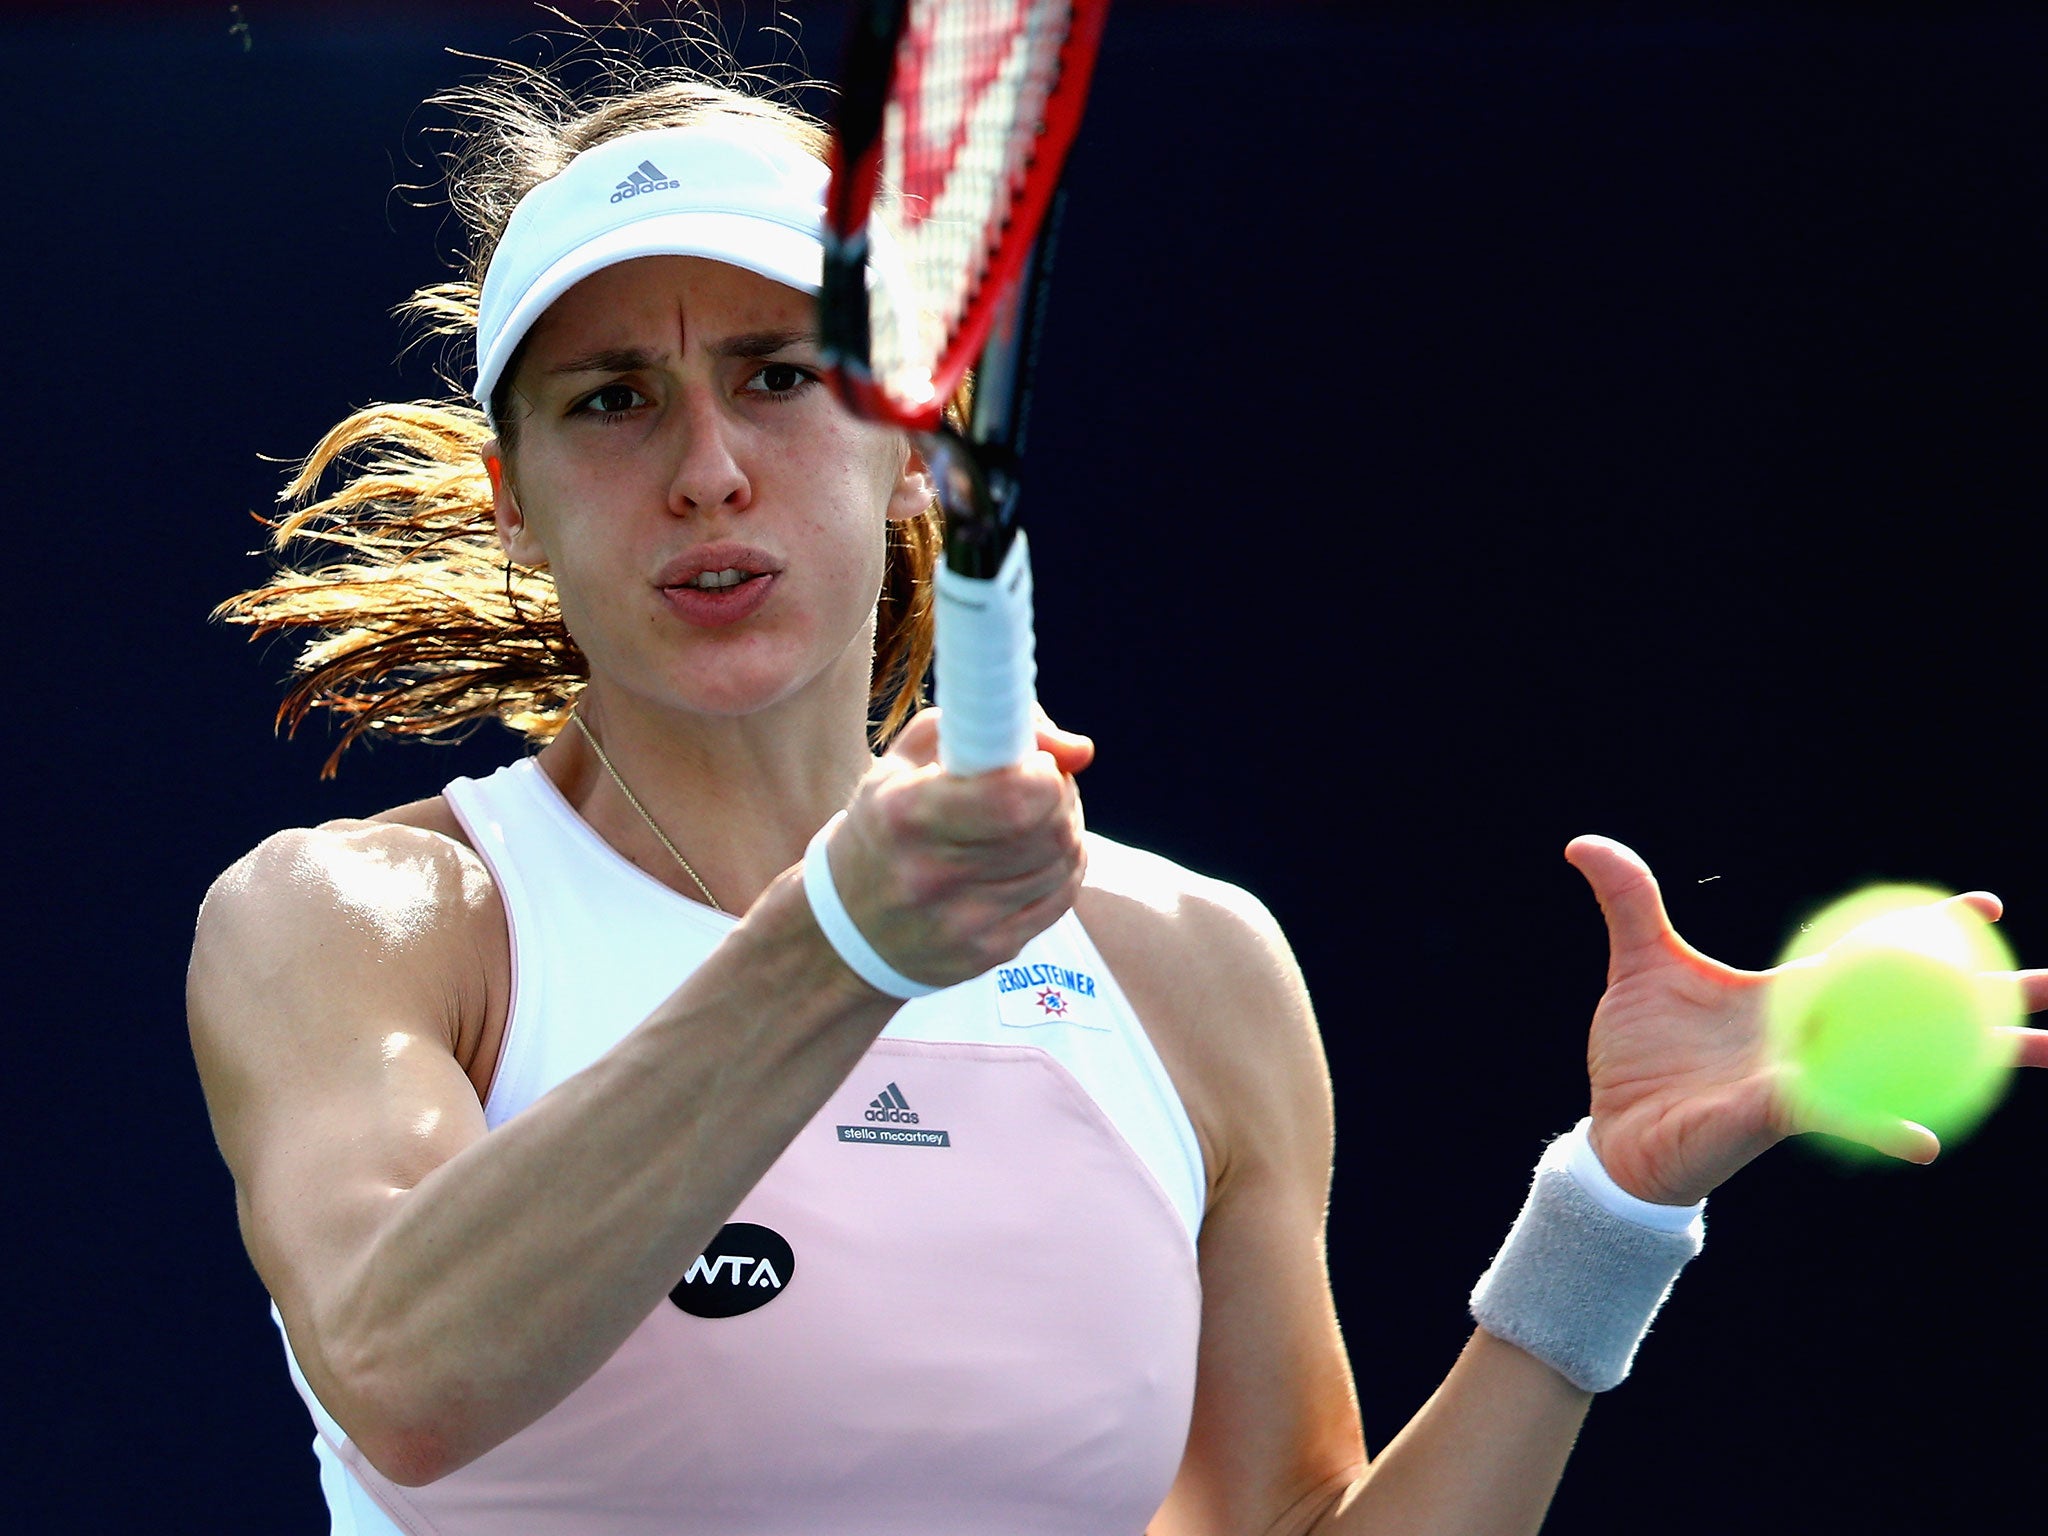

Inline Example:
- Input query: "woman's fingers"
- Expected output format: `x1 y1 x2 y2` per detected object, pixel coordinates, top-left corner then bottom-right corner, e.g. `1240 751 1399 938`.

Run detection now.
1565 834 1682 983
1030 705 1095 776
1950 889 2005 923
1998 1023 2048 1069
937 853 1091 973
885 706 944 769
891 704 1094 779
835 714 1091 988
879 756 1080 883
2021 971 2048 1014
1789 1096 1943 1165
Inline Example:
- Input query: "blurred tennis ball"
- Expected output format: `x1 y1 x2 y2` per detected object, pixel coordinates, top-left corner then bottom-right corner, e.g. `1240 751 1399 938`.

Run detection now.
1768 884 2021 1156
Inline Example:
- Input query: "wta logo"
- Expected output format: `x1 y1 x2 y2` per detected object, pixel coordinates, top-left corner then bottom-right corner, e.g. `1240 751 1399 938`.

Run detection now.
669 1222 795 1318
611 158 680 203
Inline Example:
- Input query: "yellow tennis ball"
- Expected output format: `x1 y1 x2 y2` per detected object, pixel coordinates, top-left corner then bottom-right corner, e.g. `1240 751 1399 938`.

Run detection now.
1767 884 2022 1153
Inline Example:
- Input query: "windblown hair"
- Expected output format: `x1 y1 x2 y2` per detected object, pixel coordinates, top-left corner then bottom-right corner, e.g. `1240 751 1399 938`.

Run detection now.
218 19 943 775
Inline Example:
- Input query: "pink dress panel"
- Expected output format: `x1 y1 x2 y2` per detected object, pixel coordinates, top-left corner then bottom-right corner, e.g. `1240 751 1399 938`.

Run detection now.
337 1039 1202 1536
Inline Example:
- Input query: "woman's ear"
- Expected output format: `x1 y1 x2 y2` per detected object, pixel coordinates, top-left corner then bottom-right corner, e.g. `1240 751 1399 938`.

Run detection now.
885 439 938 523
485 442 548 566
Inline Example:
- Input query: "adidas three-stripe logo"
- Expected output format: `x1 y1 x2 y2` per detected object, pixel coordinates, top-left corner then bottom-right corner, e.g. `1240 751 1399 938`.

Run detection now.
837 1081 950 1148
610 159 680 203
864 1082 920 1124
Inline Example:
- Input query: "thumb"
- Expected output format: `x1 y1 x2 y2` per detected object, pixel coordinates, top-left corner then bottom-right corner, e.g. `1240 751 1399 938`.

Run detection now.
1031 706 1095 776
1565 834 1680 983
885 707 943 769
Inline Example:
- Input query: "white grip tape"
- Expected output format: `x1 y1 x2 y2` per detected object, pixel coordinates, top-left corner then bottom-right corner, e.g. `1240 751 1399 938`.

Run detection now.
934 531 1038 777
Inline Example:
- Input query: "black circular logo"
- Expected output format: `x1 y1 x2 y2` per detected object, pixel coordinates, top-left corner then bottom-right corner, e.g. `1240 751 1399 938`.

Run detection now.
669 1222 796 1318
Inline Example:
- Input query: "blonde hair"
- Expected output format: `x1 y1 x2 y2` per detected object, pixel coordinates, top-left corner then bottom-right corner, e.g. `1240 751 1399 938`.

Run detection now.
218 26 942 776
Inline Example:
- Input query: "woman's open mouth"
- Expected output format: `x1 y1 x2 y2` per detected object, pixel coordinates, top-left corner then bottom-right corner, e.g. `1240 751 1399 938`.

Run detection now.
658 549 782 628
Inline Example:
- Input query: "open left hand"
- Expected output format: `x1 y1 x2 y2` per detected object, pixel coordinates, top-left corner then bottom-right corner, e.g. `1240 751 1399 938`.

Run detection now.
1568 835 2048 1206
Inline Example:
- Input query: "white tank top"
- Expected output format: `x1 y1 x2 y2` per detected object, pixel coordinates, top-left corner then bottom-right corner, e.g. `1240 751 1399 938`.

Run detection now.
275 757 1206 1536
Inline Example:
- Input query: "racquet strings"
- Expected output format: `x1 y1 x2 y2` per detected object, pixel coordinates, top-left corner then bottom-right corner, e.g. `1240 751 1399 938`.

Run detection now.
869 0 1080 416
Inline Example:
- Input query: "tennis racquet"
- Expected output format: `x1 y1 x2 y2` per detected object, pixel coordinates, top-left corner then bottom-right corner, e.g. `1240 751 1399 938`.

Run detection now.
821 0 1112 776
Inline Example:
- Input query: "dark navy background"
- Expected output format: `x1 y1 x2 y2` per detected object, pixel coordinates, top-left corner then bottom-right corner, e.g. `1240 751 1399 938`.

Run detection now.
6 2 2043 1529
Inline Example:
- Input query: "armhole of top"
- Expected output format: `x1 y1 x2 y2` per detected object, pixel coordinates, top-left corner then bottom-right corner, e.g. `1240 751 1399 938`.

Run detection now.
1060 913 1209 1241
443 772 538 1127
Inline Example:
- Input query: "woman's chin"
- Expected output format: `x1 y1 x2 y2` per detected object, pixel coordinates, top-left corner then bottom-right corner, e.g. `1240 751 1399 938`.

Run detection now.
635 658 867 726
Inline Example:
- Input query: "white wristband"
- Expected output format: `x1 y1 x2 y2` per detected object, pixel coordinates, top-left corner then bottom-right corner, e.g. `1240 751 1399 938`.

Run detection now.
802 813 939 1001
1468 1122 1706 1392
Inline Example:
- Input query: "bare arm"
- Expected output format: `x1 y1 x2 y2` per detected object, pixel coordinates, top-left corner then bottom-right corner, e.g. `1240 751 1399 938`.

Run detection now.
1145 835 2048 1534
1098 865 1587 1536
189 715 1090 1486
189 823 898 1484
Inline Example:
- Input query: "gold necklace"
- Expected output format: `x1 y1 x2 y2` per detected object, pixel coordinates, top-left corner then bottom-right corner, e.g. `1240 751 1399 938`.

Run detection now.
570 710 725 913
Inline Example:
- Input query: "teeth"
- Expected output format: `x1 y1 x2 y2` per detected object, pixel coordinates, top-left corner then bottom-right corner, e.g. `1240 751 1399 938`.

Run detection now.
687 568 747 589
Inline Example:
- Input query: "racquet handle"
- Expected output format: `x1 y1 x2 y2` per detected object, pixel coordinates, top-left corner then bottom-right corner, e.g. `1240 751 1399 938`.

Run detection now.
934 531 1038 776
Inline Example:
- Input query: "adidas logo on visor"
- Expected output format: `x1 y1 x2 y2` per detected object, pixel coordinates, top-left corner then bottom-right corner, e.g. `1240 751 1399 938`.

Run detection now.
610 158 680 203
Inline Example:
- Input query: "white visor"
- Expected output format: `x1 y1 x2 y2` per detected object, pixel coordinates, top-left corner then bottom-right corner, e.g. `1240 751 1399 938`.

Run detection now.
473 123 840 415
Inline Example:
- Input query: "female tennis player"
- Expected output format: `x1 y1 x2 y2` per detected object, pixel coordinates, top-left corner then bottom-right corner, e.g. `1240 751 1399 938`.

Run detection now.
186 41 2048 1536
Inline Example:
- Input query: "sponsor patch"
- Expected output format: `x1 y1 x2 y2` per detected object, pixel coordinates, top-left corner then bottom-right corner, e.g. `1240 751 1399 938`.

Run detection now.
994 959 1109 1031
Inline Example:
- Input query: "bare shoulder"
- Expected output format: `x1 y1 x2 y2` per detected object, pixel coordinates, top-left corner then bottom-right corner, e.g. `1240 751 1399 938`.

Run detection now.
188 803 514 1332
1076 834 1297 1004
194 807 494 973
189 801 509 1094
1076 834 1332 1198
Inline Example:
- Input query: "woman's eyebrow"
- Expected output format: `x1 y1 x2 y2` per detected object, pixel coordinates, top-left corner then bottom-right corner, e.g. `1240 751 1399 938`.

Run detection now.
716 328 820 359
544 331 818 375
545 346 660 377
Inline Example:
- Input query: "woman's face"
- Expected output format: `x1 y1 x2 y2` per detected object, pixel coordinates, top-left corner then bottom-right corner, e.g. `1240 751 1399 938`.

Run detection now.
492 254 929 722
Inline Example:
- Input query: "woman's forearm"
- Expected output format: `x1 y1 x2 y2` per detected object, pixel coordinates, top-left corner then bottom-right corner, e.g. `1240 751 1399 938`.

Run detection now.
314 868 896 1482
1315 1331 1592 1536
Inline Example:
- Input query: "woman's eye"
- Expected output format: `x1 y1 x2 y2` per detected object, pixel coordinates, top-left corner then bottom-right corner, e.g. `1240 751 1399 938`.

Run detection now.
577 383 645 418
749 362 815 397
